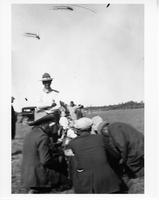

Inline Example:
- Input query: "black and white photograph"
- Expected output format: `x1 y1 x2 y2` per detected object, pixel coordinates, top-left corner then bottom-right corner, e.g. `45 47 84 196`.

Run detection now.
0 0 158 198
11 3 145 194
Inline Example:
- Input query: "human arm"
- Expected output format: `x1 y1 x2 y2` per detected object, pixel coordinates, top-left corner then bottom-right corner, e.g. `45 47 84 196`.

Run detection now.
108 124 128 163
38 135 59 170
64 140 75 157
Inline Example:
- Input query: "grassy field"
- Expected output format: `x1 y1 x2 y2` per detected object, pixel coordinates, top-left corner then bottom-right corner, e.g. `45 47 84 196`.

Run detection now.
87 108 144 133
12 108 144 193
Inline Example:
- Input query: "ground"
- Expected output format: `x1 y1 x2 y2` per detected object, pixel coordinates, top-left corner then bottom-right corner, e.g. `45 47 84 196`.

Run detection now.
12 108 144 194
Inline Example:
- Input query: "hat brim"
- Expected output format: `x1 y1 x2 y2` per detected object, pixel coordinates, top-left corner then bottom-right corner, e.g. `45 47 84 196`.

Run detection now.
40 78 53 82
28 114 56 126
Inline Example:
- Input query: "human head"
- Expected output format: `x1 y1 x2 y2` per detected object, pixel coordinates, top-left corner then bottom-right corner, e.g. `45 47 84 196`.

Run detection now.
70 101 75 107
97 120 110 135
11 96 15 103
41 73 53 90
73 117 93 134
28 114 57 136
78 104 84 109
91 116 104 134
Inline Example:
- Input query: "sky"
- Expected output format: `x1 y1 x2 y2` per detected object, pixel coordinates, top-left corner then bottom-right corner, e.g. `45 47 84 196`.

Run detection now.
12 4 144 111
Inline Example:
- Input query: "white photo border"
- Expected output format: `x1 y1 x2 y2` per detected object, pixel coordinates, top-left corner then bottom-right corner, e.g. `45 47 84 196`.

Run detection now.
0 0 158 199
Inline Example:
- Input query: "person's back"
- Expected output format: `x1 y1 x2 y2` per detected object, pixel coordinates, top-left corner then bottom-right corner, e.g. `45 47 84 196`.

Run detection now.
105 122 144 178
69 133 122 193
21 126 60 192
70 134 107 169
22 127 49 188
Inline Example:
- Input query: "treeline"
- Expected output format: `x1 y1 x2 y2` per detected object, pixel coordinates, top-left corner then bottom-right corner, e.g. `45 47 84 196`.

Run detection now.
85 101 144 112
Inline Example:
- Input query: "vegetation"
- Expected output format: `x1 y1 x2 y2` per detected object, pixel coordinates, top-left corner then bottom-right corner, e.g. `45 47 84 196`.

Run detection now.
85 101 144 112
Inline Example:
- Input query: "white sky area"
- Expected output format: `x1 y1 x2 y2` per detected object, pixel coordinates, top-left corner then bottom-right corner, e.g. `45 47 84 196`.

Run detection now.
12 4 144 112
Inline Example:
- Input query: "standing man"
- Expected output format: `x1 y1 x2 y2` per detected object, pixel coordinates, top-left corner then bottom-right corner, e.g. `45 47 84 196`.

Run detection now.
65 117 124 193
11 96 17 140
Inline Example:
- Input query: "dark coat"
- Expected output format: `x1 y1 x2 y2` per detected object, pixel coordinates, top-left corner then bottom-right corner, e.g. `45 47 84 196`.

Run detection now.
11 105 17 140
68 132 122 193
103 122 144 178
21 127 61 189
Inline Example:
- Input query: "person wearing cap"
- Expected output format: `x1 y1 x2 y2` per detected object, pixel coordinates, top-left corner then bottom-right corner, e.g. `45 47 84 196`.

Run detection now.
21 114 70 193
35 73 60 120
11 96 17 140
97 121 144 179
65 117 124 193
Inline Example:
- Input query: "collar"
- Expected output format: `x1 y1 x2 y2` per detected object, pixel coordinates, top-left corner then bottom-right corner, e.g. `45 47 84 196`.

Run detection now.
77 131 90 137
43 88 53 93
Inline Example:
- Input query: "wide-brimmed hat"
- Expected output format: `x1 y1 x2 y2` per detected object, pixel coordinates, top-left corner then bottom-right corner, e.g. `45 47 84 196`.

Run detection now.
97 120 110 134
28 114 57 126
40 73 53 82
74 117 93 130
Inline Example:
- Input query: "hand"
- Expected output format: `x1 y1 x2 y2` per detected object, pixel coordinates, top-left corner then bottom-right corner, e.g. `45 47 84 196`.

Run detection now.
119 158 124 165
64 149 74 156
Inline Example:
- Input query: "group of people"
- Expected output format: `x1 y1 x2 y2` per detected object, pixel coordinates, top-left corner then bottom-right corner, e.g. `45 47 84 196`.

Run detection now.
12 73 144 193
21 115 144 194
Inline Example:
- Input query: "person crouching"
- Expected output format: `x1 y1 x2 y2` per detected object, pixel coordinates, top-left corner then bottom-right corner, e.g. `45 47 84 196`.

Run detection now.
21 114 68 193
65 117 124 193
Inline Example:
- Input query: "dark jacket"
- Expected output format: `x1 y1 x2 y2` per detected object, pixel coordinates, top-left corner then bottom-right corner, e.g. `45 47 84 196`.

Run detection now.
11 105 17 139
21 127 60 189
68 132 122 193
102 122 144 178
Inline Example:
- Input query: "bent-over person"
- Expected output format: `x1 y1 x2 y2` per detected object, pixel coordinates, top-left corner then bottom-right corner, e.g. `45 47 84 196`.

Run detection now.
97 121 144 193
65 117 126 193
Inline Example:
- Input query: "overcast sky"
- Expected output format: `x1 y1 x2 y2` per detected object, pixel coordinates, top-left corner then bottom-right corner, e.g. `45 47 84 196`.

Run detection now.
12 4 144 111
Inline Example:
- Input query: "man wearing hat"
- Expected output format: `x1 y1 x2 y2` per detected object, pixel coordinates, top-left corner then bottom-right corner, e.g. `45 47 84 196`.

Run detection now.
21 114 69 193
65 117 124 193
35 73 60 120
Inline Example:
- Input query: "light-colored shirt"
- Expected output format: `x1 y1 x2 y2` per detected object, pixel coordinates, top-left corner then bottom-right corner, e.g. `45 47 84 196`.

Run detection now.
34 88 61 120
37 88 60 110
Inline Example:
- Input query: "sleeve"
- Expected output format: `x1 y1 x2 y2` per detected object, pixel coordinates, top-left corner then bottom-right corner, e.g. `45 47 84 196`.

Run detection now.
109 125 128 162
64 139 75 157
102 135 121 161
37 135 59 170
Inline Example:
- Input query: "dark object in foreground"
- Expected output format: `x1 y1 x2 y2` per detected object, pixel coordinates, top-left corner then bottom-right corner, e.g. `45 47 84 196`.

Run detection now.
21 106 36 121
68 130 127 193
12 105 17 139
98 122 144 179
21 113 70 193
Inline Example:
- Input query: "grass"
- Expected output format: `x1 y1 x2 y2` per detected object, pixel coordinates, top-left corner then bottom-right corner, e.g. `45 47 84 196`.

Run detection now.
87 108 144 133
12 108 144 193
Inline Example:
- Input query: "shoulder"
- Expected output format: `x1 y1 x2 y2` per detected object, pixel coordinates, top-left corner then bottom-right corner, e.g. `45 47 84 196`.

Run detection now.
69 136 80 146
27 127 47 141
52 89 60 93
90 134 104 142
